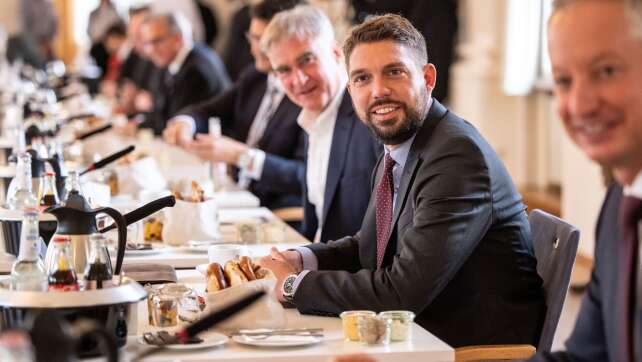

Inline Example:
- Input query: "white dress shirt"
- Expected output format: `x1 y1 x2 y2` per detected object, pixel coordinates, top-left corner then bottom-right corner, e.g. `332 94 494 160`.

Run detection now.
298 86 347 242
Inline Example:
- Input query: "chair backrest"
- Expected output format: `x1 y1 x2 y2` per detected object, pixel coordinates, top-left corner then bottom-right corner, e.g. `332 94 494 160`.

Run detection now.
529 209 580 352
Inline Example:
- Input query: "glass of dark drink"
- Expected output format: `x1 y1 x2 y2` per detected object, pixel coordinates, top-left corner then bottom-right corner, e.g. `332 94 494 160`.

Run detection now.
84 234 113 290
46 236 79 291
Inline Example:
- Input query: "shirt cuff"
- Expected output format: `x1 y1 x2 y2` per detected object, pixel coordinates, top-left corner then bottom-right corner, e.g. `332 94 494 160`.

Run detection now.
291 270 310 295
169 115 196 135
293 246 318 271
243 149 266 180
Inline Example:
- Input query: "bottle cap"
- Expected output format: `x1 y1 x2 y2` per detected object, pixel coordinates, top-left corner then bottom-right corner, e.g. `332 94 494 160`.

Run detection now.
53 235 70 243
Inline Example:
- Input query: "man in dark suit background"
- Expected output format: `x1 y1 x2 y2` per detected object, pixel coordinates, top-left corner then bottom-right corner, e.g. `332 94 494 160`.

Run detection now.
259 13 545 348
529 0 642 361
260 5 381 243
137 12 231 135
162 0 305 211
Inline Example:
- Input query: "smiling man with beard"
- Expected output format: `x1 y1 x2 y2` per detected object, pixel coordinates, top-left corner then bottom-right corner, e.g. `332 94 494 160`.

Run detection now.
259 14 546 348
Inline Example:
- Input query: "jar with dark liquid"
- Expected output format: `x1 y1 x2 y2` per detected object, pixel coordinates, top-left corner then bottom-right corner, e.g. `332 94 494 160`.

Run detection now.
38 171 59 210
84 234 113 289
47 236 79 291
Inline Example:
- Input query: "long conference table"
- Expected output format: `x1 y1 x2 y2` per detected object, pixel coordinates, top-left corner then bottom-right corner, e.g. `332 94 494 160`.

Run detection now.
0 132 455 361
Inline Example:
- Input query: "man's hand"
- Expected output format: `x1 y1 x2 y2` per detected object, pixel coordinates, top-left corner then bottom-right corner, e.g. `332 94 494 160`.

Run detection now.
113 119 139 137
185 134 248 165
163 120 193 146
258 248 300 302
134 90 154 112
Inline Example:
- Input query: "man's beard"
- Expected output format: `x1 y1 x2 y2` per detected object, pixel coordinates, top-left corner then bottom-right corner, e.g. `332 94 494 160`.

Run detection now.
363 92 429 145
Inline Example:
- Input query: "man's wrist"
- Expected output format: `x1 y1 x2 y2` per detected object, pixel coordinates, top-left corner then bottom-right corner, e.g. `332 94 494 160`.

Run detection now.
236 148 254 170
282 273 299 302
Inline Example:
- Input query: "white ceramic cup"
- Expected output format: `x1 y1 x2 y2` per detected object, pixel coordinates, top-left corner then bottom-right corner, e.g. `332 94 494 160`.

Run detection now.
207 244 248 265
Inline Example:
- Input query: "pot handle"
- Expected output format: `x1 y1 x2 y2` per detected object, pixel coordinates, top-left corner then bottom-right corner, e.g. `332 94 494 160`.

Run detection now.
99 195 176 233
95 206 127 275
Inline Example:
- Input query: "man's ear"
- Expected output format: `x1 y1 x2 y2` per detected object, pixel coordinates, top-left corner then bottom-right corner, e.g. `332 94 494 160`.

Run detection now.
423 63 437 92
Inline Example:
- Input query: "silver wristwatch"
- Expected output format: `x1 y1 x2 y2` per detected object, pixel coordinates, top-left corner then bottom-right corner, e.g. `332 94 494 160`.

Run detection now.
282 274 298 302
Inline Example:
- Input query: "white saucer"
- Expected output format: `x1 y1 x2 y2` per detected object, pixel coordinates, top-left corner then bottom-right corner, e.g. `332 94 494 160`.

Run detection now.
232 333 322 347
138 332 228 350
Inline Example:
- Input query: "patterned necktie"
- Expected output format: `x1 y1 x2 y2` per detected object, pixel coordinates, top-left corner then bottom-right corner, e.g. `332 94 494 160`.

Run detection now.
376 153 396 269
619 195 642 362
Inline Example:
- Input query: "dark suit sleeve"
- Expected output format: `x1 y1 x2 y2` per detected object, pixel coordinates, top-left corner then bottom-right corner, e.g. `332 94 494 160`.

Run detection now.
294 136 495 315
259 128 305 194
177 81 239 134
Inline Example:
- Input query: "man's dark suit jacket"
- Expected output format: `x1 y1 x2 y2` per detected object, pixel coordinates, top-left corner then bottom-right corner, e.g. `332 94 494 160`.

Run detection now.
179 65 304 210
294 100 546 347
530 185 628 361
146 44 231 135
299 91 382 243
119 50 158 91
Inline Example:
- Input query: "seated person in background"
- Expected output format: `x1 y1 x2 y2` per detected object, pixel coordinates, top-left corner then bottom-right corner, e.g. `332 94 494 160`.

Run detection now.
163 0 305 211
133 11 231 135
112 6 158 117
259 14 546 348
260 5 381 242
99 23 128 96
530 0 642 361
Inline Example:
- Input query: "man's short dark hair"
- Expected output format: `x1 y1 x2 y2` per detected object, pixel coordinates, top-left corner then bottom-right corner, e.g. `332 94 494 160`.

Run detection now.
343 14 428 69
104 23 127 40
251 0 306 22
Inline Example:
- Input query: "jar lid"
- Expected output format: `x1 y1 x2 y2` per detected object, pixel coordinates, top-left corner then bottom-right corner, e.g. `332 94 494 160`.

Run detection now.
378 310 416 320
339 310 376 319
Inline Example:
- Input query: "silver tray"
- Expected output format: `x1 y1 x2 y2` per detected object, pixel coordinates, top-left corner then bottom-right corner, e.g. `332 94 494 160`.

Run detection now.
0 277 146 308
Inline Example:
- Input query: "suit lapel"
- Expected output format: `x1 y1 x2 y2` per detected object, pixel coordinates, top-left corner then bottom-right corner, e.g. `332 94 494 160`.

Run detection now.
381 100 449 254
322 92 354 225
257 96 288 150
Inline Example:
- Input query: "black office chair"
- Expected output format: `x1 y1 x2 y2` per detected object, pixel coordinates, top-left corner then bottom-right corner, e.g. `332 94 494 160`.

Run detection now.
455 209 580 361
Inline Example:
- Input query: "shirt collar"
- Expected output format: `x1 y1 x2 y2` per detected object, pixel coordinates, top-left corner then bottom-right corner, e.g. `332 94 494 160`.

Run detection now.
623 170 642 199
267 72 284 94
297 84 347 134
383 98 433 167
385 133 416 169
168 43 193 75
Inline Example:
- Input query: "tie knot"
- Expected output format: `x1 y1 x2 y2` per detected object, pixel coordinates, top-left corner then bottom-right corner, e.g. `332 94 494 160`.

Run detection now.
620 195 642 228
383 153 396 173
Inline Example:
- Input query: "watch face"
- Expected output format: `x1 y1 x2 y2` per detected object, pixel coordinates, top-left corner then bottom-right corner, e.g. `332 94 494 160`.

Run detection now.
283 274 297 297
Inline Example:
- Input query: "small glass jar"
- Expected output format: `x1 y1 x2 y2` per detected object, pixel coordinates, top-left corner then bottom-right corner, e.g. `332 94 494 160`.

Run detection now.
235 220 260 244
151 294 178 327
340 310 376 342
358 315 391 345
261 221 286 243
378 310 415 342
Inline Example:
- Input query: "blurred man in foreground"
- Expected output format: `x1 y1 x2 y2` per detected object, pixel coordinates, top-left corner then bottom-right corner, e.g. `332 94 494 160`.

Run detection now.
530 0 642 361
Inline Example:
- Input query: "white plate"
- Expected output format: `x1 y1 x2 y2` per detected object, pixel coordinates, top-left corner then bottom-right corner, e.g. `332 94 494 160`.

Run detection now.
138 332 228 350
124 244 169 256
232 333 322 347
182 239 224 254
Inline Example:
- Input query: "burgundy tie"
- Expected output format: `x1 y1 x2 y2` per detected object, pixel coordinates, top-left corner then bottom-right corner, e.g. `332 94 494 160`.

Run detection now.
619 195 642 362
376 154 396 268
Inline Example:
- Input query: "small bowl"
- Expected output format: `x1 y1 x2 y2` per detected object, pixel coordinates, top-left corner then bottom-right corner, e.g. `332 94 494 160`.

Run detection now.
339 310 376 342
378 310 415 341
